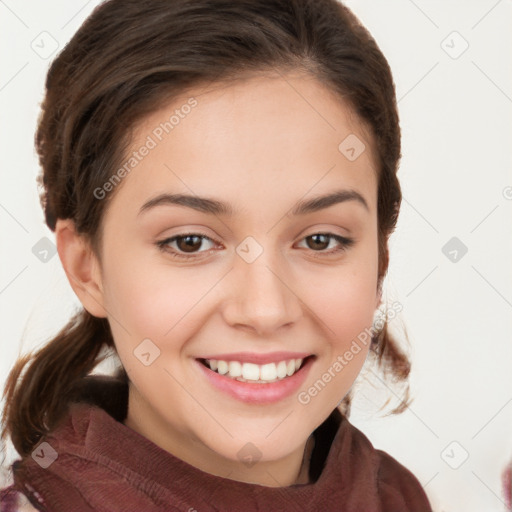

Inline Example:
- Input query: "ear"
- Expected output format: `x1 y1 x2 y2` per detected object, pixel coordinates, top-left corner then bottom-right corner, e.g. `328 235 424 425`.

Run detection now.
55 219 107 318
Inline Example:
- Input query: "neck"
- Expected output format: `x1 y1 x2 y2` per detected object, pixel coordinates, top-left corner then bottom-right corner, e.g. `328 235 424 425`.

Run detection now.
123 389 315 487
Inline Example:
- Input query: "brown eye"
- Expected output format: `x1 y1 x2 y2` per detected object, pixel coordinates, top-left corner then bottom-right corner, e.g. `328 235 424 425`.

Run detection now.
175 235 204 253
306 234 330 250
156 231 354 262
297 233 355 256
156 233 218 260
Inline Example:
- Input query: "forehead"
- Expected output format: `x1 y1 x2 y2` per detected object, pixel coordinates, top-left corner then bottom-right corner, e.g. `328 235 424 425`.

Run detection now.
106 72 378 220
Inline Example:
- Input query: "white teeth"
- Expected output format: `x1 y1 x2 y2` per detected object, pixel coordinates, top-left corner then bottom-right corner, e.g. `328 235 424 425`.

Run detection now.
260 363 277 381
228 361 242 377
276 361 287 379
242 362 260 381
204 357 306 382
217 360 228 375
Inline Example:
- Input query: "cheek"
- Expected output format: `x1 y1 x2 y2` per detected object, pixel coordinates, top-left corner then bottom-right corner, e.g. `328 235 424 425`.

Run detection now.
301 256 378 341
102 250 215 348
312 278 373 320
102 229 379 352
298 267 377 409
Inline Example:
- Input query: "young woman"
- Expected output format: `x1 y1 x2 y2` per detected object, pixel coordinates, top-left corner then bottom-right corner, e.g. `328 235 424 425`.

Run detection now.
0 0 432 510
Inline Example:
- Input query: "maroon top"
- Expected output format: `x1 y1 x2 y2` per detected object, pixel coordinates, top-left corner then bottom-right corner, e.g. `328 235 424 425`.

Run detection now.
1 376 432 511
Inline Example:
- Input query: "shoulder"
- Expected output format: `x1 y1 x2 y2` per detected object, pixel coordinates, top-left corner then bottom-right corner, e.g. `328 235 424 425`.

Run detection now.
336 414 432 511
374 448 433 511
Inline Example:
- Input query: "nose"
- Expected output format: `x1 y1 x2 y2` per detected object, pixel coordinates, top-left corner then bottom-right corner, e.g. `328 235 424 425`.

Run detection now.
222 246 302 336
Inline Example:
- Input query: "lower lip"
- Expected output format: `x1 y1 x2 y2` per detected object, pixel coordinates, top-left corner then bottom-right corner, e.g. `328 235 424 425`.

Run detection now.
195 357 314 404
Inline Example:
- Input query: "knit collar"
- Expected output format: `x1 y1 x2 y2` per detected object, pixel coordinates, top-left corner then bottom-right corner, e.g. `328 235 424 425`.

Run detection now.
65 373 344 486
13 375 386 511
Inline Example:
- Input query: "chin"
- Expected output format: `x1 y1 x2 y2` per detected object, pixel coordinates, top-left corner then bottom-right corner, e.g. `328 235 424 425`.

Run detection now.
197 416 312 464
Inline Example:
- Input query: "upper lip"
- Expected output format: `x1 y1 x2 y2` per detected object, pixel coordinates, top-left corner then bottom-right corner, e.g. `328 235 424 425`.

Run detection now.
197 351 313 365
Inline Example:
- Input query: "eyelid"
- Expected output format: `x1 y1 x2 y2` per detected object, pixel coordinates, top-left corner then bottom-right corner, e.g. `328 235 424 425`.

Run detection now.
156 232 220 254
156 230 354 260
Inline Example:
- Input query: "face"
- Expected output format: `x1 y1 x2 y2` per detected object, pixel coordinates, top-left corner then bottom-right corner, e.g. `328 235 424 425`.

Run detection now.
81 72 381 483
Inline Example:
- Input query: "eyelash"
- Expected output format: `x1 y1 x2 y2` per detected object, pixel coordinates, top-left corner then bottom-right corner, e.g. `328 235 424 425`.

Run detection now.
156 232 355 261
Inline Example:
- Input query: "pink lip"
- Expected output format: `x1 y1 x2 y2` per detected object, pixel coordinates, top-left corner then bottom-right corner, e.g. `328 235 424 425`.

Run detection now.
198 351 311 365
195 355 315 404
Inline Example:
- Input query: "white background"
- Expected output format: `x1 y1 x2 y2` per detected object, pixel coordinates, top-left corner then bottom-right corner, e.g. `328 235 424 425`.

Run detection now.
1 1 511 510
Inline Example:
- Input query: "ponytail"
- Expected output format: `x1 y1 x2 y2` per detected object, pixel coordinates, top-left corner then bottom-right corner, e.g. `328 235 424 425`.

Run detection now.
338 319 412 418
372 320 412 414
1 308 114 457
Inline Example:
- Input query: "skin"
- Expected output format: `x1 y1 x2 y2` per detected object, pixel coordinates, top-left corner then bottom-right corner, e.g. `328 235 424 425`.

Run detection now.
56 70 383 487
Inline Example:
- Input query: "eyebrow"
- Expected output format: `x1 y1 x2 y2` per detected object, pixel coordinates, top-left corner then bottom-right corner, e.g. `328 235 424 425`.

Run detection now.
137 188 369 217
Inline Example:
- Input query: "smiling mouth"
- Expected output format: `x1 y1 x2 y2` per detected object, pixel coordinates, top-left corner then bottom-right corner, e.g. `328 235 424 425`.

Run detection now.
197 356 315 384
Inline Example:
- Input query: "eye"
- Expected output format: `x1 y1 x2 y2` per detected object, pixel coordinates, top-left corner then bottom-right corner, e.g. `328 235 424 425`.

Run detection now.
156 232 354 261
296 233 354 257
156 233 218 260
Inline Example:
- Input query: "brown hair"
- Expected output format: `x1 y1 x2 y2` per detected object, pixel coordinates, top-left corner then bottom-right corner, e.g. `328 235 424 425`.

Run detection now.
2 0 411 458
